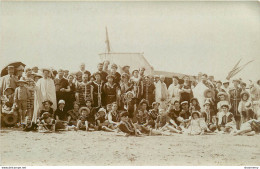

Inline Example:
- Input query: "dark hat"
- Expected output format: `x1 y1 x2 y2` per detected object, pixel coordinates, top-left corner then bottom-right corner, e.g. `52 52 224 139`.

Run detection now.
85 97 92 102
42 100 53 106
111 64 118 69
94 72 101 77
217 92 228 98
4 87 15 94
139 99 149 107
79 107 90 114
106 74 115 80
257 80 260 85
120 111 129 117
203 99 211 106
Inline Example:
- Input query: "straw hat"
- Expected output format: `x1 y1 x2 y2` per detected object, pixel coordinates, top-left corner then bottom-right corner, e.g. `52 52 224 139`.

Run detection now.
220 101 231 110
42 100 53 106
240 91 250 99
79 107 90 114
204 89 214 98
217 92 228 98
191 111 200 119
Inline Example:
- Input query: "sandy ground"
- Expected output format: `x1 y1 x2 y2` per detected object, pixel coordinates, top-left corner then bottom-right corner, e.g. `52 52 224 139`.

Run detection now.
1 128 260 166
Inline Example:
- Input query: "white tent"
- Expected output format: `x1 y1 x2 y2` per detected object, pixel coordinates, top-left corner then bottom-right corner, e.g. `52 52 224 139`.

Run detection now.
99 52 154 75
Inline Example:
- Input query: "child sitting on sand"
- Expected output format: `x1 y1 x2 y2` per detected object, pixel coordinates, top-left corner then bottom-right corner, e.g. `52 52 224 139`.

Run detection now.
38 112 55 132
107 102 121 130
187 111 209 135
76 107 95 131
95 108 114 132
147 102 160 129
40 100 54 118
216 101 236 133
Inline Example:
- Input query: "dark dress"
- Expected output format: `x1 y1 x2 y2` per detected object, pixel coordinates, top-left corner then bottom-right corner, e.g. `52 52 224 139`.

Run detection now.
142 82 155 107
229 87 242 117
168 108 181 126
54 108 68 121
180 83 193 103
103 82 118 106
55 78 69 107
111 72 121 86
179 110 191 120
77 82 93 106
67 82 76 110
40 108 54 118
92 81 104 107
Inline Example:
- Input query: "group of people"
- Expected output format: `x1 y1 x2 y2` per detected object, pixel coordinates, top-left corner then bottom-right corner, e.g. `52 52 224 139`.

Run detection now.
1 61 260 136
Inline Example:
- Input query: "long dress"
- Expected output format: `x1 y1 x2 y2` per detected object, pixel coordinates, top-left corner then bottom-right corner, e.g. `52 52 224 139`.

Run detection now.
103 82 118 106
92 81 104 107
32 77 57 123
142 81 155 107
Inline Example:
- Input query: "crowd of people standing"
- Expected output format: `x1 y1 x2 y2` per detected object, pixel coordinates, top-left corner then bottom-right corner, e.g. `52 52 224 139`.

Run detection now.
1 61 260 136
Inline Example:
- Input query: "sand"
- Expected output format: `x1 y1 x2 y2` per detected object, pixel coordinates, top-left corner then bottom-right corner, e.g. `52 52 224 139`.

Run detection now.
1 128 260 166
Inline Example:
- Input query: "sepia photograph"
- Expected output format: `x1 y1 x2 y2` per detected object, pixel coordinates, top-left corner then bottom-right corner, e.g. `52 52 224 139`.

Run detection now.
1 1 260 167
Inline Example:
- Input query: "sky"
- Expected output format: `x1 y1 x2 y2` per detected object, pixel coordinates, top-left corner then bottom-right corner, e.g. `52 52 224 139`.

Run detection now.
1 1 260 82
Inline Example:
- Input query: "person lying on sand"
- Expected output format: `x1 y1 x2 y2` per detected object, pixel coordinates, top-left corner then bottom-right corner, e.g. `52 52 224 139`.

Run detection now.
232 119 260 136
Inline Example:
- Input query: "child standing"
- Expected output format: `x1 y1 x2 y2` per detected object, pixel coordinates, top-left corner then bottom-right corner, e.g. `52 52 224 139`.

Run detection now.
14 78 31 124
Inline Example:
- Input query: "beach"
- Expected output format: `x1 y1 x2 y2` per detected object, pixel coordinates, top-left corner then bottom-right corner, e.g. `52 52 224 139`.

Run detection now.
1 129 260 166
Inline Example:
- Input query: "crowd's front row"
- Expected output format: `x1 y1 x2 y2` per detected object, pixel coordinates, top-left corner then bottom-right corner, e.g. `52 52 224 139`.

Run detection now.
25 96 260 137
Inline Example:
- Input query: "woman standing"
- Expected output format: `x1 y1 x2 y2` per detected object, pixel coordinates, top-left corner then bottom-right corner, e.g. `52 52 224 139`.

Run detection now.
67 74 76 110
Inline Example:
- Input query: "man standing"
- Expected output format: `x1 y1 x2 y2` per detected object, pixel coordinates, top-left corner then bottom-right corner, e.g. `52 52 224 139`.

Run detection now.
79 63 91 78
76 74 93 107
0 66 18 96
168 76 181 104
32 66 39 74
32 68 57 123
97 63 108 83
154 75 168 109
